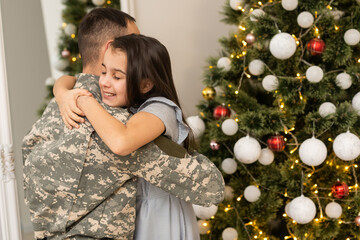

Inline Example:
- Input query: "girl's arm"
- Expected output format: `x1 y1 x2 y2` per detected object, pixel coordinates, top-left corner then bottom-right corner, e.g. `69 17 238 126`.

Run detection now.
77 95 165 156
53 75 92 129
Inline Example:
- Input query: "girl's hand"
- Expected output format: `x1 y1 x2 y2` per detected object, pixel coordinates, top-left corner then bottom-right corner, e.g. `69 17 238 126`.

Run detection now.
57 89 92 129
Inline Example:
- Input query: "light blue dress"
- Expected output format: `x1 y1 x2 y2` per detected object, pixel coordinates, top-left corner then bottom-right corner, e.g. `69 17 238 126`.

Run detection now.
132 97 200 240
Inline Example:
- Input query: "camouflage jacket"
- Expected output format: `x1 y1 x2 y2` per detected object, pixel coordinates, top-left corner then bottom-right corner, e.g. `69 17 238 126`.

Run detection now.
22 74 224 240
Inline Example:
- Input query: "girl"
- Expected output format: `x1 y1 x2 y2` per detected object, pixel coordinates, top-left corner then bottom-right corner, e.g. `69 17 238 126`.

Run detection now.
57 34 200 240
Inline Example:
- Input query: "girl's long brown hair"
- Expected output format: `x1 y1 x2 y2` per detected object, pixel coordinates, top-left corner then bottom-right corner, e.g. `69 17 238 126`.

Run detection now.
110 34 194 150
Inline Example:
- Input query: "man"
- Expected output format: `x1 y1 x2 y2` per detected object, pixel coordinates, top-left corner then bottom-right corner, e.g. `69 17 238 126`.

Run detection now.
23 8 224 240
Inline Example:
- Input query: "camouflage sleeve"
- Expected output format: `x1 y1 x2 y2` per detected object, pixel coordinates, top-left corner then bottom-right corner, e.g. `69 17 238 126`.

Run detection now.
127 136 225 206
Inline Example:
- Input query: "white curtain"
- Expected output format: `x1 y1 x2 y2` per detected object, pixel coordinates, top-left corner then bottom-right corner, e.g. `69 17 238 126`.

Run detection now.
0 1 22 239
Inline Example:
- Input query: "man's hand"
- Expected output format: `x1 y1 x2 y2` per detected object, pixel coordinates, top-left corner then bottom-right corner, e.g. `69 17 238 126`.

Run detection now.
56 89 92 129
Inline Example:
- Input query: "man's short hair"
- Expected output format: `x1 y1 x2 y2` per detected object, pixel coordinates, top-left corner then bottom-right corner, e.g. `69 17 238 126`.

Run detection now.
78 8 135 68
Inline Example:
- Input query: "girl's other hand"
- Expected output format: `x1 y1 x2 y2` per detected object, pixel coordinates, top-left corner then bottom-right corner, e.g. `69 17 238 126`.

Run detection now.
57 89 92 129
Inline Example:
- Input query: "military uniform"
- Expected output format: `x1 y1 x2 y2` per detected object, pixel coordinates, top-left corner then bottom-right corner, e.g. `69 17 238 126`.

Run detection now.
23 74 224 240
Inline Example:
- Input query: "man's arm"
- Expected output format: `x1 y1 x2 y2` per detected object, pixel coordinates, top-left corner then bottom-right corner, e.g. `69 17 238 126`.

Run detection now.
125 136 225 207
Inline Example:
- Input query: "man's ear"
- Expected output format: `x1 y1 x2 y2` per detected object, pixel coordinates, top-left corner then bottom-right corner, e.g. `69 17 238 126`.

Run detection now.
105 40 113 50
140 79 154 94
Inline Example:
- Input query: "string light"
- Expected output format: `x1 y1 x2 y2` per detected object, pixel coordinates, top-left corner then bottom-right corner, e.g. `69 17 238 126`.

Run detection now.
327 5 333 10
235 90 239 94
209 66 213 69
328 138 333 142
334 25 339 31
258 1 263 6
107 0 111 4
62 22 67 28
299 91 303 100
71 34 76 39
228 84 232 88
72 57 77 62
242 40 247 46
314 26 320 37
239 25 246 31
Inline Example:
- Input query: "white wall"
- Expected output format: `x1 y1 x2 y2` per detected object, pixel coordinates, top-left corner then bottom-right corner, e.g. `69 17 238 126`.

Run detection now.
0 0 51 238
134 0 231 116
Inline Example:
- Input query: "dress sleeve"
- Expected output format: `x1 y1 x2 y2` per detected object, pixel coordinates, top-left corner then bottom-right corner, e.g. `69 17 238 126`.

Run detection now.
136 97 189 145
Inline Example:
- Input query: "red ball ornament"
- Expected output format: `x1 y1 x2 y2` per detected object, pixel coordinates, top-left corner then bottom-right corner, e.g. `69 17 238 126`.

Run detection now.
307 38 326 56
210 140 220 150
331 181 349 199
267 135 285 152
355 215 360 226
213 105 231 120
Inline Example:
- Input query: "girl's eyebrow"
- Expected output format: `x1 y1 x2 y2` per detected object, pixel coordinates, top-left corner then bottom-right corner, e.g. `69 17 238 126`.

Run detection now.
114 68 127 75
102 63 126 75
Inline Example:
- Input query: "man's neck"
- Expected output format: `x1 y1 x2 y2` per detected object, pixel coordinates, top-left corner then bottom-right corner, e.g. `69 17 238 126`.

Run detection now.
82 63 102 76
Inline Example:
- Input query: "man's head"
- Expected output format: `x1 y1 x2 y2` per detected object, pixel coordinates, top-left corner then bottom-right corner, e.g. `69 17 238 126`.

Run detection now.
78 8 139 73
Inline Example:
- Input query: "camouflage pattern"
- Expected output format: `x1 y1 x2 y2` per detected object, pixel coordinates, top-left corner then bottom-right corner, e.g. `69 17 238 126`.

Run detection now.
22 73 225 240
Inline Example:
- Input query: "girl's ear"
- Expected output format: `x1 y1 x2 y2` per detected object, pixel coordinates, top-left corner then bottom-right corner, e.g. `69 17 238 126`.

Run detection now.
140 79 154 94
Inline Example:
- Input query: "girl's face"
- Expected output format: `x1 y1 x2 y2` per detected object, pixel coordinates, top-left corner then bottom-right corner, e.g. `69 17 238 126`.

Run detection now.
99 48 128 107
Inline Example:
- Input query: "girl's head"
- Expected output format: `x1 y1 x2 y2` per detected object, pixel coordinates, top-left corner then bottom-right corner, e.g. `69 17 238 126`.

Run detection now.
99 34 194 149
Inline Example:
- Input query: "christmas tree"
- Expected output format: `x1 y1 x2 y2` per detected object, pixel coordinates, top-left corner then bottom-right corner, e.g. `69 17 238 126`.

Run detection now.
190 0 360 239
38 0 120 116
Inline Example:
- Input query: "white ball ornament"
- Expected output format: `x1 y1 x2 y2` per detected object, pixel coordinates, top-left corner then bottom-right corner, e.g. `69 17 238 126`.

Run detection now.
229 0 245 10
197 220 210 235
192 204 218 220
248 59 265 76
299 137 327 166
217 57 231 71
336 72 352 89
222 227 238 240
64 23 76 36
297 11 314 28
53 58 69 71
221 158 238 175
344 29 360 46
331 10 344 20
281 0 298 11
325 202 342 219
269 33 297 60
258 148 274 165
262 75 279 91
250 9 266 22
224 186 235 201
319 102 336 117
306 66 324 83
285 202 292 218
234 135 261 164
288 195 316 224
222 119 239 136
186 116 205 140
333 130 360 161
352 92 360 115
244 185 261 202
45 77 56 86
92 0 105 6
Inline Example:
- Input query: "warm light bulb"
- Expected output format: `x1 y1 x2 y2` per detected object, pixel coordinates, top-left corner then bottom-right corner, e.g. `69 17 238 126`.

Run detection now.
107 0 111 4
71 34 76 39
72 57 77 62
327 5 333 10
235 90 239 94
228 84 232 88
334 25 339 31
